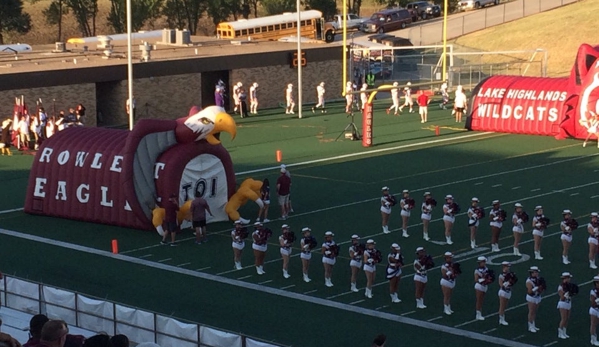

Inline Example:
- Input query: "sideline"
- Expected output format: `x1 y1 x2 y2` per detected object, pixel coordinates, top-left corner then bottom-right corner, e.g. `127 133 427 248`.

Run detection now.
0 227 537 347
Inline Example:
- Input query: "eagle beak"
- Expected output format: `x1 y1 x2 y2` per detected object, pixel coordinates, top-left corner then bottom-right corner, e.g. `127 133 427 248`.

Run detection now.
206 111 236 145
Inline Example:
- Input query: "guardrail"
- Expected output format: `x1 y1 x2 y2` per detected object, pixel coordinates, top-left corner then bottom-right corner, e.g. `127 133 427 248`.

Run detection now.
0 275 290 347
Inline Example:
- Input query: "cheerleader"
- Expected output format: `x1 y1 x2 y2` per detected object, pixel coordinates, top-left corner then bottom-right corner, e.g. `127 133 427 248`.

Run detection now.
363 239 379 298
532 206 546 260
489 200 504 252
583 111 599 148
398 82 414 114
231 220 246 270
322 231 337 287
349 234 363 292
345 82 354 114
399 189 412 238
285 83 295 114
442 195 456 245
557 272 573 339
360 83 369 110
560 209 574 265
467 198 481 249
252 222 270 275
589 276 599 346
386 82 400 115
590 213 599 269
526 266 544 333
387 243 403 303
474 256 490 321
512 203 525 256
421 192 435 241
300 227 315 283
279 224 294 278
256 178 270 223
414 247 429 309
498 261 514 326
380 187 394 234
440 252 458 315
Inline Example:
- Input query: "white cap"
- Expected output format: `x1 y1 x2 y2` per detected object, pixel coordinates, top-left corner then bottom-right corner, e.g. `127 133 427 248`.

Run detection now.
281 224 289 229
234 220 242 224
254 221 262 226
492 200 500 205
362 83 368 88
366 239 375 244
592 212 599 217
393 82 399 86
347 81 353 86
253 82 258 87
407 82 411 86
391 243 400 250
471 197 479 202
561 272 572 278
515 203 523 207
351 234 360 239
423 191 431 196
288 83 293 88
302 227 311 232
382 186 389 191
416 247 425 252
281 168 287 173
501 261 511 266
320 81 325 86
402 189 409 194
444 252 453 257
563 209 572 215
325 231 334 237
529 266 540 272
445 194 453 200
535 205 543 211
477 256 487 262
237 82 243 87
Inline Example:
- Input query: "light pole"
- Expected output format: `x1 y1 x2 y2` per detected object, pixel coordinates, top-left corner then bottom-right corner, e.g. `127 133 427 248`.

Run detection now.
296 6 302 119
442 0 448 82
126 0 134 130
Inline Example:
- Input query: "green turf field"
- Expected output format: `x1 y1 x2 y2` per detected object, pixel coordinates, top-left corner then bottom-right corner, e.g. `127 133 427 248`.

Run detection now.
1 97 598 347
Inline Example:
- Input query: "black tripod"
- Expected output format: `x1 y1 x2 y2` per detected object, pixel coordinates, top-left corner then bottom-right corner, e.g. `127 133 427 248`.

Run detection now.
336 111 361 141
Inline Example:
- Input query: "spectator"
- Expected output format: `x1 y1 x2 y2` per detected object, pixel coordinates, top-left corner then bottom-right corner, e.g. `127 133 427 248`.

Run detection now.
23 314 49 347
0 331 21 347
276 167 291 220
30 114 40 150
1 119 12 155
371 334 386 347
256 178 270 223
65 109 77 126
38 108 48 142
160 194 179 246
57 112 66 131
39 320 68 347
135 344 159 347
191 191 213 244
17 115 29 150
281 164 294 213
75 104 86 124
81 335 109 347
46 117 56 139
108 335 128 347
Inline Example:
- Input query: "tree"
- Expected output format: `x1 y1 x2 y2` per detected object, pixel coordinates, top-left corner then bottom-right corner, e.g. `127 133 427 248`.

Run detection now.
260 0 295 15
304 0 336 19
161 0 206 35
65 0 98 37
0 0 32 44
347 0 362 16
206 0 240 27
107 0 163 34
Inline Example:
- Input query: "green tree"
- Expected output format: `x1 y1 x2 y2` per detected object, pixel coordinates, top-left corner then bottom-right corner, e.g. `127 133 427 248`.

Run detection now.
206 0 240 27
30 0 69 42
260 0 295 15
347 0 363 16
65 0 98 37
107 0 163 33
0 0 32 44
161 0 206 35
304 0 336 19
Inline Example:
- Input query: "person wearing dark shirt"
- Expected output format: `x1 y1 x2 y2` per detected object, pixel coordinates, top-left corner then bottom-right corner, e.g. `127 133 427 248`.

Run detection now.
238 89 249 118
39 320 68 347
191 192 212 244
276 168 292 220
257 178 270 223
161 194 180 246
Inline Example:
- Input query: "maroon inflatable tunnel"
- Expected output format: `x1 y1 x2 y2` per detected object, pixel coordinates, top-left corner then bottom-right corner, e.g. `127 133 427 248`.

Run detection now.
467 76 568 136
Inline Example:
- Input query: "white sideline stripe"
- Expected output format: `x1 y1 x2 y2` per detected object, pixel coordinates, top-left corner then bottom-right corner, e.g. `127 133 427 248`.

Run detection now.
492 184 502 187
428 316 443 322
237 275 252 280
139 254 153 259
303 289 318 294
235 132 497 175
483 328 497 334
157 258 171 263
258 280 273 285
176 262 191 267
349 299 365 305
0 208 24 214
543 341 558 347
401 311 415 316
281 285 295 290
512 186 521 190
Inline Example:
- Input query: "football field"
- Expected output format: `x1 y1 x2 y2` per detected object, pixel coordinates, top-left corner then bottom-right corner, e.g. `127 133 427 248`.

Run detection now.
0 99 598 347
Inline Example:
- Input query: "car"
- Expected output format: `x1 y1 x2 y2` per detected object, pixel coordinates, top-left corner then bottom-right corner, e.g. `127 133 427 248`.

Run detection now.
405 1 441 21
360 9 412 34
330 14 367 30
458 0 500 11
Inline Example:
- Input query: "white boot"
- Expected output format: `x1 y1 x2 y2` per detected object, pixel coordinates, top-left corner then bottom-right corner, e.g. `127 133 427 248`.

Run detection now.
325 278 334 287
416 298 426 309
303 273 311 283
513 247 521 256
499 315 508 326
448 305 454 313
283 269 290 279
533 321 540 331
492 244 500 252
256 266 265 275
591 334 599 346
423 232 430 241
563 255 570 265
402 229 410 238
351 282 359 292
383 226 390 234
558 328 567 339
470 240 476 249
528 322 536 333
446 236 453 245
234 261 242 270
591 260 598 269
391 293 401 303
475 310 484 321
563 327 569 338
534 251 544 260
444 305 452 315
365 288 373 298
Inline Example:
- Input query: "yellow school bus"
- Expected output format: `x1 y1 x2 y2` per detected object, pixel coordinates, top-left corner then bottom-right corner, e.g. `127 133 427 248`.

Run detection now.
216 10 336 43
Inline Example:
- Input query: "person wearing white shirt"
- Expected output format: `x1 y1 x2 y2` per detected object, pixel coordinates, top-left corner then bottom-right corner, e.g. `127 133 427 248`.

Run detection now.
249 82 259 114
285 84 295 114
440 81 449 109
386 82 400 115
312 82 327 113
453 85 467 122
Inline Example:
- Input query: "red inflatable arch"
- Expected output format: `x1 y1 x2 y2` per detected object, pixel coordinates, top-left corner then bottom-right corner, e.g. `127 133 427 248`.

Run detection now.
24 106 237 230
